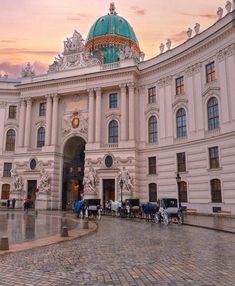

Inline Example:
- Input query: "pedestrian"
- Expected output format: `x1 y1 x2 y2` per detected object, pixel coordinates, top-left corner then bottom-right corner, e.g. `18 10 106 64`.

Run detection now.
12 198 16 209
7 199 10 209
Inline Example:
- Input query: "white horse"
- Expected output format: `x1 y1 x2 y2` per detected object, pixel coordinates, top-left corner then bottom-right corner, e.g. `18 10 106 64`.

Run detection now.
110 200 122 216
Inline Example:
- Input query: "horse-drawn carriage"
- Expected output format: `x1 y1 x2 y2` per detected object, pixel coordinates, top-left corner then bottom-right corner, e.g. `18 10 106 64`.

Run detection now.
74 199 101 220
154 198 183 225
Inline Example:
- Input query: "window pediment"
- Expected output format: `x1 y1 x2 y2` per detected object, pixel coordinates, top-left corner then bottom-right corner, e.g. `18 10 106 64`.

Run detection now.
202 85 220 98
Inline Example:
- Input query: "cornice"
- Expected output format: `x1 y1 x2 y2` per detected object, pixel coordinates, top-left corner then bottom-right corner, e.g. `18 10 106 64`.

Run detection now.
139 19 235 78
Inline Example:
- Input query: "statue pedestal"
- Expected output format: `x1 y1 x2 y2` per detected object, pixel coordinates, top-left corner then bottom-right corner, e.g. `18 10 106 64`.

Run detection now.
35 192 48 210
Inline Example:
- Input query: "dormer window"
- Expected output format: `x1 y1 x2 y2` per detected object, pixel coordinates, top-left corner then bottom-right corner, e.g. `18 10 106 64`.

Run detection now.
206 61 216 83
148 87 156 104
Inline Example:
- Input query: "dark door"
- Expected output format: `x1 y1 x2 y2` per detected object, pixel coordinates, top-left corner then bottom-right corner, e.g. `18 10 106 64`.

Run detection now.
103 179 115 203
27 180 37 209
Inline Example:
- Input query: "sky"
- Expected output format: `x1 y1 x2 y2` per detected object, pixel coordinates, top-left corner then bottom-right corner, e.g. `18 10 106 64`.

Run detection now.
0 0 227 78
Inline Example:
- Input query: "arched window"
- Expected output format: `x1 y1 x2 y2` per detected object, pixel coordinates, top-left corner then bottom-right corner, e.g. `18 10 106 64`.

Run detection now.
5 129 16 151
108 120 118 143
208 97 219 130
37 127 45 147
211 179 222 203
179 181 188 203
148 116 158 143
176 108 187 138
149 183 157 202
1 184 10 199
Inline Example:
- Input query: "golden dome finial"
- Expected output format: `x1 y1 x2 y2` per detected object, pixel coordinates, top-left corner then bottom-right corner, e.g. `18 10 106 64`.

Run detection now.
109 2 116 14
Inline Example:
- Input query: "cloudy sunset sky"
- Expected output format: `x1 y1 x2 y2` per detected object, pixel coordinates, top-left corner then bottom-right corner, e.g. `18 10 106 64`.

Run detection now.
0 0 227 78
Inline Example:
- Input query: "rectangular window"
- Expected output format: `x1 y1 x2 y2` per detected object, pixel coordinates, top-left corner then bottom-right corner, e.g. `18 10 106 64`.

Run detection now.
209 146 219 169
148 87 156 104
177 152 186 172
206 62 216 83
39 102 46 116
175 76 184 95
3 163 12 177
148 157 156 174
109 93 118 108
8 105 17 119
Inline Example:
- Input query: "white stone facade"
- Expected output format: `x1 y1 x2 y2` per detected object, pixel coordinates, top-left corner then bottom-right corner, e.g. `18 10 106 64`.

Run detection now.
0 9 235 214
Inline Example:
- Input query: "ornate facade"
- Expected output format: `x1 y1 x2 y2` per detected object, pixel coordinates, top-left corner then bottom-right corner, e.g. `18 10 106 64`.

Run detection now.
0 3 235 214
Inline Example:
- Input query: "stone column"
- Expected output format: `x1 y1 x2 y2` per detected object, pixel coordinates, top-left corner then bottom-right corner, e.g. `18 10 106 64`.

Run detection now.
120 84 127 141
45 95 52 146
18 99 26 147
95 88 102 143
24 98 32 147
51 94 59 145
88 89 95 143
128 83 135 140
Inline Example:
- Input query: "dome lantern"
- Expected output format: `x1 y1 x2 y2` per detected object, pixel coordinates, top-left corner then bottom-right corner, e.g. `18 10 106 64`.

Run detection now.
85 3 142 64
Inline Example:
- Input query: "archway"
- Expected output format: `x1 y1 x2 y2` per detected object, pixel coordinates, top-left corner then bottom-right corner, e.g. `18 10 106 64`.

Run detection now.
62 136 86 210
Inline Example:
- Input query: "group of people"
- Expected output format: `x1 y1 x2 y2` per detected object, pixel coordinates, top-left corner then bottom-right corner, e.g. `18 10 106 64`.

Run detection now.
6 198 16 209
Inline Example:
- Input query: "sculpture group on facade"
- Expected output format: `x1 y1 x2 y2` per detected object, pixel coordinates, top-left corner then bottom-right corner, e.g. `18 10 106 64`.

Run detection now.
21 62 35 78
48 30 100 73
10 167 24 193
38 168 50 193
83 166 98 194
117 166 133 192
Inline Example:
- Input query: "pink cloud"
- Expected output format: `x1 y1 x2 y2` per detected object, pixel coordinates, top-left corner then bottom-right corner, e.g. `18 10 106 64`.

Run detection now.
130 6 146 16
170 31 187 42
0 48 58 56
0 61 48 78
180 12 217 19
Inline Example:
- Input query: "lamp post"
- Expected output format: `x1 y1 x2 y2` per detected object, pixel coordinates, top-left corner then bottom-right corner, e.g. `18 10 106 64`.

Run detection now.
119 178 124 204
176 173 181 208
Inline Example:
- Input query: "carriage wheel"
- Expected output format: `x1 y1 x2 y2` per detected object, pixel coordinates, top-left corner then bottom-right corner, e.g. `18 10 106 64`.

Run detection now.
163 213 169 225
178 212 184 224
97 210 101 220
154 213 160 224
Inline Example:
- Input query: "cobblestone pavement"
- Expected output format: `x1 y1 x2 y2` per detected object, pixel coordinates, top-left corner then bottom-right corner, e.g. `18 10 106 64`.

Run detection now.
0 216 235 286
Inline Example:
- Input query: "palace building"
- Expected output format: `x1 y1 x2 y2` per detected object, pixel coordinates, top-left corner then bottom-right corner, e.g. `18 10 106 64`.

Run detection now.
0 3 235 214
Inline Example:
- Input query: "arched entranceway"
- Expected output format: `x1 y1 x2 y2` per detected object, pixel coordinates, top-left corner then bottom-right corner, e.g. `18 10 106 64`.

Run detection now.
62 136 86 210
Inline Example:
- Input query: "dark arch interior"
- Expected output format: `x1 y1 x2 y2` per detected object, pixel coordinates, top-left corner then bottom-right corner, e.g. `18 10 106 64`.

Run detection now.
62 136 86 210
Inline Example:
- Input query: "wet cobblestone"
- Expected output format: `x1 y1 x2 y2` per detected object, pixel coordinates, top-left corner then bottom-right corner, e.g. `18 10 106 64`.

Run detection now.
0 216 235 285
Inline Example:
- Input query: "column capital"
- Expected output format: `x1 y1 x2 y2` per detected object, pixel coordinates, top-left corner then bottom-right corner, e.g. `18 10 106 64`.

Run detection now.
119 83 127 89
25 97 32 105
127 82 135 90
87 89 94 96
94 87 102 94
45 94 52 100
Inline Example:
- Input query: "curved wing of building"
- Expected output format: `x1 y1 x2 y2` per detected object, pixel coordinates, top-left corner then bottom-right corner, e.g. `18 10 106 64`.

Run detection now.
0 3 234 215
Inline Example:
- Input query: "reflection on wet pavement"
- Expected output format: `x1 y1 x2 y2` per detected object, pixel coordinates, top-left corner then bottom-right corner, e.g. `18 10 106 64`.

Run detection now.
0 211 79 244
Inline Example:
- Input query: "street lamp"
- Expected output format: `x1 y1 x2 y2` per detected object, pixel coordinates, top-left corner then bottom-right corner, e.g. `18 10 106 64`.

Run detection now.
176 173 181 208
119 178 124 203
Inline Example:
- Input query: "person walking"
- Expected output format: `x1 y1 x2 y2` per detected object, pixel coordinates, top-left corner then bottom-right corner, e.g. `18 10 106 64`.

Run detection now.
12 198 16 209
7 199 10 209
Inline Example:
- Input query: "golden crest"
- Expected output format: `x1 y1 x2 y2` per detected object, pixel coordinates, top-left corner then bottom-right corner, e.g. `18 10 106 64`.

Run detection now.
72 117 80 128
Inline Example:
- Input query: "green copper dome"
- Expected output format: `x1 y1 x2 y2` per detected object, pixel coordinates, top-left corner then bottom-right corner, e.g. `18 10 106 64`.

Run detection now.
87 14 139 44
85 3 141 64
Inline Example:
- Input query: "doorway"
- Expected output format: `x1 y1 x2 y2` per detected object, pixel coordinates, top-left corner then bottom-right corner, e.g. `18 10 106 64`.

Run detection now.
103 179 115 205
62 136 86 210
27 180 37 209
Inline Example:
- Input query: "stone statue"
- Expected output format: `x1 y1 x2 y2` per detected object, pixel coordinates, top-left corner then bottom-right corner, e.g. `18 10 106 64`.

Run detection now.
83 166 98 193
187 28 193 39
10 167 24 193
38 168 50 192
140 51 145 62
117 167 133 192
225 1 232 13
217 7 223 19
194 23 200 35
160 43 165 54
166 39 171 50
21 62 35 78
48 30 100 73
